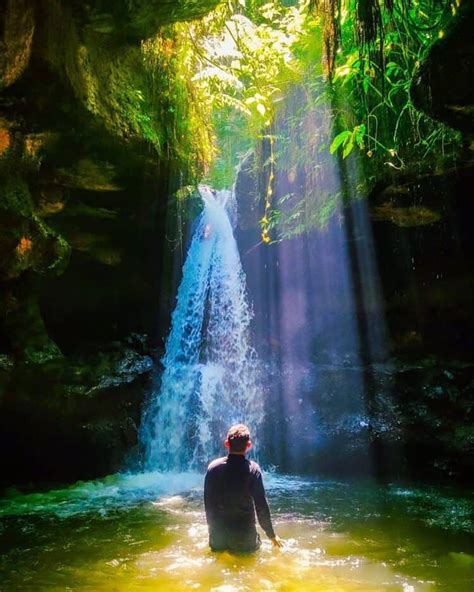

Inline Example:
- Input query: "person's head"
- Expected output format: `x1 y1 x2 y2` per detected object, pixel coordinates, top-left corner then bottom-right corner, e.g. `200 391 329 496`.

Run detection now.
224 423 252 455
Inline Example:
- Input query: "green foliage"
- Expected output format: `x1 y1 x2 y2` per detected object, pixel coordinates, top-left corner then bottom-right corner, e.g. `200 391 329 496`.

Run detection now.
272 187 347 239
315 0 462 166
172 0 461 238
329 124 366 158
182 1 305 187
70 42 167 153
40 0 214 181
111 0 463 238
206 108 251 189
235 0 462 240
142 28 216 179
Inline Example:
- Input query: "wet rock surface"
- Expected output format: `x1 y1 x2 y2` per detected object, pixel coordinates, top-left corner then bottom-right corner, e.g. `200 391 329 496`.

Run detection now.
0 34 172 365
0 0 215 485
236 161 473 483
258 346 474 483
302 358 473 483
0 336 157 486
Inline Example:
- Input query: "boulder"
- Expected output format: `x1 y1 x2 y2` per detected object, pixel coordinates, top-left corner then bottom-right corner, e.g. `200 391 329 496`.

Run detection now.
0 338 156 485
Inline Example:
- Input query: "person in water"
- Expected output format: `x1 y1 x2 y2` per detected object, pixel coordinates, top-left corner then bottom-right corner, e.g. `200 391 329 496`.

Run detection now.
204 423 283 552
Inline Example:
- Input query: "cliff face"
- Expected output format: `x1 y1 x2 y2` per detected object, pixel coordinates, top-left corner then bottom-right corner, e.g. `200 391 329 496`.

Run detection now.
234 185 473 482
0 0 218 486
234 10 474 483
411 2 474 137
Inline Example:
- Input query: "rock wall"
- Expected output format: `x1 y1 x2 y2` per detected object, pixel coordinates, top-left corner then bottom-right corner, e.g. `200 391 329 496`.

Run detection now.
234 194 473 482
0 0 217 486
411 1 474 137
234 9 474 484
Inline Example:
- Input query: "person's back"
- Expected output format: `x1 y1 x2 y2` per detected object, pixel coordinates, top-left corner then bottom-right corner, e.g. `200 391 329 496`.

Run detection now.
204 424 281 552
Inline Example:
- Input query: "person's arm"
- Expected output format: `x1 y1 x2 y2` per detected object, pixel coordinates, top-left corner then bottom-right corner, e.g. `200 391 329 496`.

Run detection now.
204 469 214 525
251 470 279 542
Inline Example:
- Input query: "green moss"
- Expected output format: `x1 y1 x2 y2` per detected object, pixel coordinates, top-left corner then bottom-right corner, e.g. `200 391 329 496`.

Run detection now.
33 216 71 276
0 159 71 280
1 279 63 363
57 159 121 191
0 172 33 217
38 1 214 178
88 0 222 39
72 43 166 152
40 3 165 152
141 28 216 178
37 1 244 183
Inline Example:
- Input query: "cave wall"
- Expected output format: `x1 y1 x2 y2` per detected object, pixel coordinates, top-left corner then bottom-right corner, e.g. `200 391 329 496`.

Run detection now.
234 7 474 483
234 181 473 482
0 0 218 486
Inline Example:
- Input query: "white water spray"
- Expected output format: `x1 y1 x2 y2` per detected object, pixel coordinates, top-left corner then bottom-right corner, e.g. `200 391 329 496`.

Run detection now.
141 186 263 471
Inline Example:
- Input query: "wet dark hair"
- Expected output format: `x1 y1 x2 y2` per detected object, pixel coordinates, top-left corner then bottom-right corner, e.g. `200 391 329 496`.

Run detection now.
226 424 250 453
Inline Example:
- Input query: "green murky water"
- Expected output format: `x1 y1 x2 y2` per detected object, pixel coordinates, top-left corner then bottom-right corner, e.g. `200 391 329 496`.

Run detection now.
0 473 472 591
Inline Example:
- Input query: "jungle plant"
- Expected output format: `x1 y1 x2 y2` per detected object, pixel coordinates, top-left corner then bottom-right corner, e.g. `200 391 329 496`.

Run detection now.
140 0 462 242
177 0 307 240
142 30 215 179
311 0 462 166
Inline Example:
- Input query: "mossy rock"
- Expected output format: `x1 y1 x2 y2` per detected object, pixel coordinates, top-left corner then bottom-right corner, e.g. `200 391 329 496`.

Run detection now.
0 0 35 89
371 202 441 227
0 175 33 217
411 2 474 135
38 3 165 152
56 159 122 192
0 281 64 364
85 0 222 40
0 171 71 280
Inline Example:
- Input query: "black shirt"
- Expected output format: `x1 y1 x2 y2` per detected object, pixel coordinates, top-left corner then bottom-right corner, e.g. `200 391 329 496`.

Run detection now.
204 454 275 543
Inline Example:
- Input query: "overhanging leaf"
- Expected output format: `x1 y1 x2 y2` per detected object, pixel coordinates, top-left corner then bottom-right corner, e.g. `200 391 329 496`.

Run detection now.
329 130 351 154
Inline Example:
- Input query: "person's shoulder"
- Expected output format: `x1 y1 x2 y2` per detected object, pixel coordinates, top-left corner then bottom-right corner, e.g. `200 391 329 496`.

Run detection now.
207 456 227 472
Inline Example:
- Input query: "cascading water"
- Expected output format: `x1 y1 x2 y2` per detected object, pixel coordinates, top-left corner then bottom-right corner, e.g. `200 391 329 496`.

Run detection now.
140 186 263 472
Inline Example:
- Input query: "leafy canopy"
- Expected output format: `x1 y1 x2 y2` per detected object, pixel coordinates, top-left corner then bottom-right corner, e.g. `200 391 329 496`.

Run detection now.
141 0 461 239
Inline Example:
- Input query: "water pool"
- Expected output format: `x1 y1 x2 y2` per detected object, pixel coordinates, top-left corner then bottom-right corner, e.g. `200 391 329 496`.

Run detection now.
0 473 472 591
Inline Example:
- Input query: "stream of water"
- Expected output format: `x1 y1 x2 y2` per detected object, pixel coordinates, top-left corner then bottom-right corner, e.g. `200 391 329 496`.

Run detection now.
141 187 263 472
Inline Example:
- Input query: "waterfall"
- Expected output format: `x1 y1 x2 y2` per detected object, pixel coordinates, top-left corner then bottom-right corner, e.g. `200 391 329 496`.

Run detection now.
140 186 263 472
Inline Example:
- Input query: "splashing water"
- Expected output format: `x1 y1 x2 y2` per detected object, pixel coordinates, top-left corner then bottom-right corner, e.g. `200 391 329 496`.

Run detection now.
141 186 263 471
